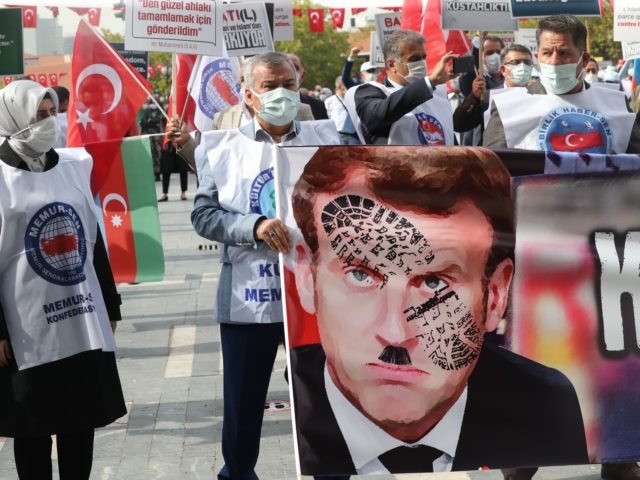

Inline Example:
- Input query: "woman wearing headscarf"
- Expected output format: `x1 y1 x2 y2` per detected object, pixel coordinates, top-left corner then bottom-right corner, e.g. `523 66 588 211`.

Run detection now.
0 80 126 479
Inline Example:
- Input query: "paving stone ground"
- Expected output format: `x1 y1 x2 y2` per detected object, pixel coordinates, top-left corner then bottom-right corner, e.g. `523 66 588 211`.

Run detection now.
0 174 611 479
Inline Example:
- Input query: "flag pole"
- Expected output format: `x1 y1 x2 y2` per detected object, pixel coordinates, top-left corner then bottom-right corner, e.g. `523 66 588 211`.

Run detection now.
171 54 177 117
82 19 170 122
178 55 203 128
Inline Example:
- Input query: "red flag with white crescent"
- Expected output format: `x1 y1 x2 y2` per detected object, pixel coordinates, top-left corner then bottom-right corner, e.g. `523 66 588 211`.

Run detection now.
351 8 367 14
22 6 37 28
329 8 345 29
307 8 325 32
88 8 101 27
38 73 48 86
166 54 197 146
49 73 58 86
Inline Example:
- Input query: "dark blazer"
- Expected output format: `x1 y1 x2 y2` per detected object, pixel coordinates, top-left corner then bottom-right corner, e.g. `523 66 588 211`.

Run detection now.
483 81 640 153
354 77 434 144
291 342 589 476
300 93 328 120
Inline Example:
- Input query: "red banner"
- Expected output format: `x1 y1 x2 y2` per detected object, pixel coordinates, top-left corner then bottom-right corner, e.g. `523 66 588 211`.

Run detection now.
329 8 345 29
307 8 324 32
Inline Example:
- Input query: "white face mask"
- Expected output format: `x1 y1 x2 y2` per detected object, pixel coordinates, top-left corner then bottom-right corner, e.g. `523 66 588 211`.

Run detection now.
506 63 533 87
585 72 599 84
485 53 501 75
539 54 585 95
10 116 61 155
251 87 300 126
363 72 377 83
400 60 428 83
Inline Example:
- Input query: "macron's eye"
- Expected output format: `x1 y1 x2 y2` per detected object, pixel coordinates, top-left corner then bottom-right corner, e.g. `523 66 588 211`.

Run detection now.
346 268 374 287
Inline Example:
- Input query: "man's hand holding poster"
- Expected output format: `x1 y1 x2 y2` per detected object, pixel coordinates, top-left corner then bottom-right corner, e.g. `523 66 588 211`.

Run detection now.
276 146 640 475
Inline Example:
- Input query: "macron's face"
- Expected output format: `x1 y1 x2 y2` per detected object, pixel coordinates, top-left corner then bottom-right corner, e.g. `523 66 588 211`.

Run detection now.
308 186 506 440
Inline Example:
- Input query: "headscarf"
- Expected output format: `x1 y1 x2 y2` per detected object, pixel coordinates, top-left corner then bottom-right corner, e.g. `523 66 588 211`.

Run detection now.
0 80 60 159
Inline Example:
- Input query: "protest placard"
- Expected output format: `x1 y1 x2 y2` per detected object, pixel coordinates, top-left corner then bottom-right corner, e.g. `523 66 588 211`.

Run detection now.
110 42 149 78
375 12 401 54
623 42 640 60
614 0 640 43
441 0 517 31
221 2 274 57
273 0 293 41
515 28 538 56
370 31 384 68
125 0 222 56
0 8 23 76
510 0 601 18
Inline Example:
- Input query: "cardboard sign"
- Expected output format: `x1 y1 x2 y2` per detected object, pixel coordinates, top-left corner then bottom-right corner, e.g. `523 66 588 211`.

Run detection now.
510 0 602 17
109 42 149 78
375 12 401 54
125 0 222 56
221 2 274 57
622 42 640 60
514 28 538 56
0 8 23 76
614 0 640 43
273 0 293 42
441 0 518 31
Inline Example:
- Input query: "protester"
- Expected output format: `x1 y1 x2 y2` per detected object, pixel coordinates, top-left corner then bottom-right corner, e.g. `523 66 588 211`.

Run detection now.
0 80 125 480
453 44 534 143
51 86 69 149
286 53 329 120
341 47 379 89
459 34 505 98
348 29 456 145
585 58 600 84
190 52 340 480
167 60 314 171
324 77 360 145
484 15 640 154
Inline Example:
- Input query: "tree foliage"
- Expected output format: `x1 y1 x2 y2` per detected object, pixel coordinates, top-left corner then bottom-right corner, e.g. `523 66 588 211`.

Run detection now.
274 0 350 88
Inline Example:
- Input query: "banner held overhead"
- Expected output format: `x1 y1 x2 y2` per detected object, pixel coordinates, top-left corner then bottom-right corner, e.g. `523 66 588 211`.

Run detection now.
510 0 602 18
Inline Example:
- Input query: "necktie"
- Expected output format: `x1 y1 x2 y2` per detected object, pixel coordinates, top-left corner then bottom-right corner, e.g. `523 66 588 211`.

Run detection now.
378 445 442 474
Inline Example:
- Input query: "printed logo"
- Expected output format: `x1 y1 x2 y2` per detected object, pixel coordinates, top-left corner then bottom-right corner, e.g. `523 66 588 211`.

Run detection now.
24 202 87 286
415 112 445 146
249 168 276 218
537 106 612 154
199 59 241 119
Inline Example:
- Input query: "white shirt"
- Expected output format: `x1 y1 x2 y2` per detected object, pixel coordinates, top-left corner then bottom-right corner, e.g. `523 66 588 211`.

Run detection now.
324 364 468 475
15 150 45 172
324 94 350 132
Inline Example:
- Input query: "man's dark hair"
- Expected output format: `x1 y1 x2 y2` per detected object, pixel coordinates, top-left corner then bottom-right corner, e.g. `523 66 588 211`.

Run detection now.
484 36 505 50
291 147 514 276
500 44 532 64
52 86 69 104
536 15 587 52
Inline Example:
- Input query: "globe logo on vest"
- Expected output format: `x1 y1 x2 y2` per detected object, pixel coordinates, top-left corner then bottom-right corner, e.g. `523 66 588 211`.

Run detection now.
249 168 276 218
199 59 241 119
415 113 445 146
537 106 612 154
24 202 87 286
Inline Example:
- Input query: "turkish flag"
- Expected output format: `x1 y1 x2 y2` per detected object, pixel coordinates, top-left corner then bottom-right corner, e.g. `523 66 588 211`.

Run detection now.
67 20 152 193
166 54 197 145
46 6 59 18
3 77 11 86
88 8 101 27
351 8 367 14
330 8 345 29
68 7 90 15
38 73 48 86
307 8 324 32
49 73 59 86
549 131 605 152
292 8 303 17
22 6 37 28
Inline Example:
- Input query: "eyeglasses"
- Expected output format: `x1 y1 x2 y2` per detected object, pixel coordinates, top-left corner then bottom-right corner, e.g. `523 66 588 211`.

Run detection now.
504 59 533 67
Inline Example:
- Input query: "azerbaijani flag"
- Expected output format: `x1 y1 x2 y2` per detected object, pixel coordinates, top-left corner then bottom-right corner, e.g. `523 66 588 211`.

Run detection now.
91 136 164 284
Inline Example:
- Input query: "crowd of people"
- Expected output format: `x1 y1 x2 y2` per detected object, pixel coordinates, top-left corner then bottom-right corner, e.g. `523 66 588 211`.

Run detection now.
0 11 639 480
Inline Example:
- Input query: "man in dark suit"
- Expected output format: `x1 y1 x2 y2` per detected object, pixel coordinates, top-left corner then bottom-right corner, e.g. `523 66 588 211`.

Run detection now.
286 53 329 120
352 29 456 145
288 146 589 476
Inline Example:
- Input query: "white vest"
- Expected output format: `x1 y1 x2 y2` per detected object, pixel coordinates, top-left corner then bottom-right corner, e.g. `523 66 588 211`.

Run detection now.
202 120 340 324
491 86 636 154
0 150 115 370
345 80 455 145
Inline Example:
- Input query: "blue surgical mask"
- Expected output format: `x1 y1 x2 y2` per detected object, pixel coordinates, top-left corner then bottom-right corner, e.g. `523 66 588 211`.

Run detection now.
539 54 585 94
251 87 300 126
506 63 533 87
